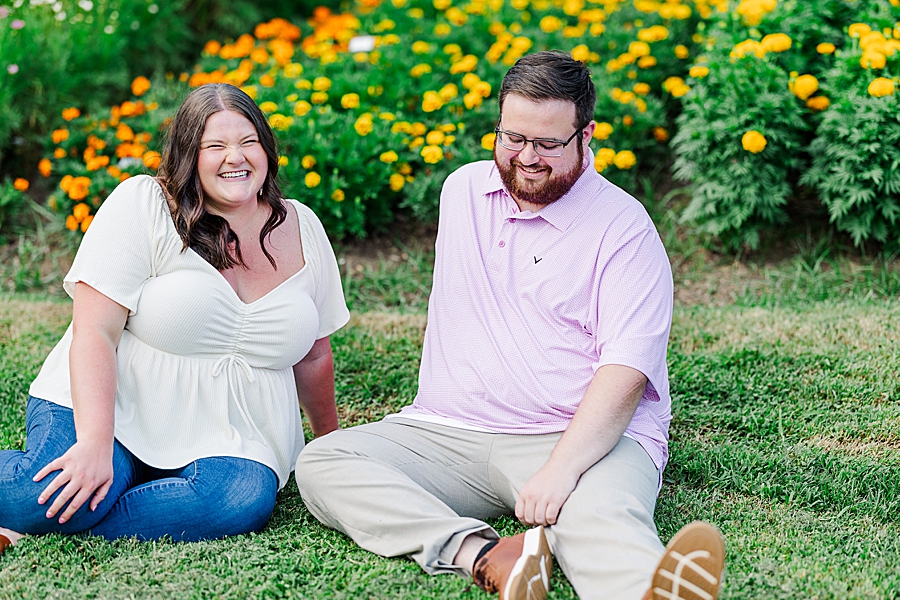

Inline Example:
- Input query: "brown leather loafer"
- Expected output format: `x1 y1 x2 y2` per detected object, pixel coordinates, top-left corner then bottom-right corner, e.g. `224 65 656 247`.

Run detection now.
473 526 552 600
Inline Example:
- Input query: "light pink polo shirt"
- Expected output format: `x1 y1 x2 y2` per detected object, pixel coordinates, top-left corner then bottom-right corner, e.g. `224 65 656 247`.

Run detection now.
398 156 674 472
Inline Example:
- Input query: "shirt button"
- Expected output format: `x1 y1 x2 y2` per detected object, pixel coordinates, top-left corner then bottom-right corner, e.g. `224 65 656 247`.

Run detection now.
498 240 506 248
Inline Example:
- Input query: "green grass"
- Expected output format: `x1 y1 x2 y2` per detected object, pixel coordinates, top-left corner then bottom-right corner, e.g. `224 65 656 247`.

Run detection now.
1 247 900 598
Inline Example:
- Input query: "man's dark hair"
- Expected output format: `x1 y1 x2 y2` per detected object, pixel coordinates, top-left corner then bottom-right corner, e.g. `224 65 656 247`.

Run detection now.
498 51 596 130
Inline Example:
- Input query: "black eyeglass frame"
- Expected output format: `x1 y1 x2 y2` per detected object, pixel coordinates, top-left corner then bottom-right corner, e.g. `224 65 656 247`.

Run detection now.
493 119 584 157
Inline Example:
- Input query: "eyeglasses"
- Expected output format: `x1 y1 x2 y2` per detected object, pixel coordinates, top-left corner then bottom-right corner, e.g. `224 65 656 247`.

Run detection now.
494 120 583 157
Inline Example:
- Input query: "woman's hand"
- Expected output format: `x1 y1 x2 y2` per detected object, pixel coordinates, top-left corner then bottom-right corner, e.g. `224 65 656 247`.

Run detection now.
34 440 114 524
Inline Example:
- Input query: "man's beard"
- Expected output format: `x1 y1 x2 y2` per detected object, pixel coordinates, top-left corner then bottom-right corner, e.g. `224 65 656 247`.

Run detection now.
495 143 584 207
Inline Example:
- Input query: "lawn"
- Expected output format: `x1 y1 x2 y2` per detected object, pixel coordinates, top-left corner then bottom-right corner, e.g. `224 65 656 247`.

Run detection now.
1 238 899 599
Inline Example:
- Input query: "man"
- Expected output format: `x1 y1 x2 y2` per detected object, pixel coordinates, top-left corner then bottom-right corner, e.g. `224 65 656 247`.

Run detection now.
296 51 725 600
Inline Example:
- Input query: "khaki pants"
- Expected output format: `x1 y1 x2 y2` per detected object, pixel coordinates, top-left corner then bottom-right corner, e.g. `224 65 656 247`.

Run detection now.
296 418 665 600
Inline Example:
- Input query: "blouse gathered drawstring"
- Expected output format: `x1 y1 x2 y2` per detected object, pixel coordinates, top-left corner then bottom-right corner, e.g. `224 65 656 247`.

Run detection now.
213 353 265 442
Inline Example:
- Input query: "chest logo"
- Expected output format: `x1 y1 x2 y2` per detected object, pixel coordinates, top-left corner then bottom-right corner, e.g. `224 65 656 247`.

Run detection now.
534 256 543 264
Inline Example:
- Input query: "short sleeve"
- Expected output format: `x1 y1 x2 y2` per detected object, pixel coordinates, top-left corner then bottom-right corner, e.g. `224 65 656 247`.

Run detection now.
63 175 167 315
294 202 350 338
593 210 673 401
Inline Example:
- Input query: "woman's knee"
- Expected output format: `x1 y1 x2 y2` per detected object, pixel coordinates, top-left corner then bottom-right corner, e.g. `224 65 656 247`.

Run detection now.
195 457 278 534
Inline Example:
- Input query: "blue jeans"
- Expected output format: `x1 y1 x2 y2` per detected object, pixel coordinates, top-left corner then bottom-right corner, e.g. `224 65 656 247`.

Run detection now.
0 397 277 541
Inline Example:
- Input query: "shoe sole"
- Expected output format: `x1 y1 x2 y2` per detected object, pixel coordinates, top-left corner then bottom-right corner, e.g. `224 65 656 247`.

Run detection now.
502 526 552 600
651 522 725 600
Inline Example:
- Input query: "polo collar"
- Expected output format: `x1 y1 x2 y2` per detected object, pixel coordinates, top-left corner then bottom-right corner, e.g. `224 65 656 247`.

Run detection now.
481 148 607 232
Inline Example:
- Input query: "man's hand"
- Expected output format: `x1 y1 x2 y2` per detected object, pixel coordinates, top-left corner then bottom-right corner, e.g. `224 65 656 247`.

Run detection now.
515 462 580 526
34 440 114 524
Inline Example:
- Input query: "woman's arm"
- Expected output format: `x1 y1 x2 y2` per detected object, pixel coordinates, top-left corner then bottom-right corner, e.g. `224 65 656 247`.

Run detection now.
34 282 128 523
292 336 339 438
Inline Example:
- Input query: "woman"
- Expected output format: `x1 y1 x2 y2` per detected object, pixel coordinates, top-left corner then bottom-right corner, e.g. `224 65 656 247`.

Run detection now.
0 83 349 550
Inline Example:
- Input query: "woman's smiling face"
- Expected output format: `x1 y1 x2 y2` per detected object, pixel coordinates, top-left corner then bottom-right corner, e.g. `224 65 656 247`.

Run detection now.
197 110 268 215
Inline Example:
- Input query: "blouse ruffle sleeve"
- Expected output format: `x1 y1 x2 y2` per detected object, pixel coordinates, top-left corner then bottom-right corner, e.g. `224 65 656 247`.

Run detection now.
293 201 350 339
63 175 168 314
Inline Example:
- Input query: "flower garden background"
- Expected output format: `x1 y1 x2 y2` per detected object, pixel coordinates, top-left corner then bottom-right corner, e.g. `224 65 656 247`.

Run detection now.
2 0 900 251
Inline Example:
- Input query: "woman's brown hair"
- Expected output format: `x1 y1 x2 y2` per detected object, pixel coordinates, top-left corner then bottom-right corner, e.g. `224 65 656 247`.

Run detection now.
157 83 287 270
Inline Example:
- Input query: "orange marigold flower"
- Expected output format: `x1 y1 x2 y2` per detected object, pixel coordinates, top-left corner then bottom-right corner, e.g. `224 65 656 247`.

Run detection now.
87 135 107 150
653 127 669 142
62 107 81 121
143 151 162 169
66 215 79 231
52 129 70 144
86 155 111 171
260 74 275 87
131 76 151 97
73 202 91 221
80 215 94 232
204 40 222 55
54 147 67 159
39 158 52 177
116 123 135 142
13 178 29 192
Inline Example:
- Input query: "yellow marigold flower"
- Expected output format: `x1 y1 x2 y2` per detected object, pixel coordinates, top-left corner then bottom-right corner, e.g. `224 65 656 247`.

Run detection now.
613 150 636 170
242 85 258 99
806 96 830 111
422 91 444 112
331 189 345 202
380 150 399 163
849 23 871 39
540 15 563 33
868 77 895 97
259 101 278 113
438 83 458 101
637 56 657 68
305 172 322 188
66 215 79 231
73 202 91 221
462 73 481 89
741 130 767 153
341 93 360 109
571 44 590 63
632 83 651 95
269 114 294 130
663 76 685 93
761 33 792 53
311 92 328 104
421 145 444 164
313 77 332 92
450 54 478 74
410 63 433 77
38 158 52 177
301 155 316 169
638 25 669 43
860 51 886 69
52 128 69 144
434 23 451 36
426 131 446 145
791 74 818 100
732 39 764 59
464 91 483 109
473 81 491 98
13 178 29 192
443 44 462 56
653 127 669 142
283 63 303 78
389 173 405 191
294 80 311 90
434 0 451 9
675 45 689 59
593 122 613 140
62 107 81 121
481 132 496 151
619 91 636 104
412 41 431 54
594 147 616 172
355 113 374 136
412 122 427 136
817 43 836 55
689 66 710 78
629 41 651 57
294 101 312 116
278 156 289 167
392 121 412 134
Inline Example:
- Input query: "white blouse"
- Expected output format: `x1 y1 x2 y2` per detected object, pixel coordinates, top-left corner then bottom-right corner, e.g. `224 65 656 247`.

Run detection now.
29 175 350 488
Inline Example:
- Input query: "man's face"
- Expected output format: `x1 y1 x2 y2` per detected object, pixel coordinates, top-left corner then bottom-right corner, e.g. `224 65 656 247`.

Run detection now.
493 94 594 208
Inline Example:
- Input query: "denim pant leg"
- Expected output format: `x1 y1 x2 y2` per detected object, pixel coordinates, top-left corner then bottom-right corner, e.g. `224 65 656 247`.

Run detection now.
0 397 140 535
89 456 278 542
